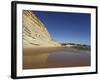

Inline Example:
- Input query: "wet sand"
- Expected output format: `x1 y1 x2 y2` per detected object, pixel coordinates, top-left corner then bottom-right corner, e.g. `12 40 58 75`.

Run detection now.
23 47 90 69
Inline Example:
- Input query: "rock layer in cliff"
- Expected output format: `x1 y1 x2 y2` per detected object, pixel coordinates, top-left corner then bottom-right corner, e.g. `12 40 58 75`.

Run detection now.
22 10 61 47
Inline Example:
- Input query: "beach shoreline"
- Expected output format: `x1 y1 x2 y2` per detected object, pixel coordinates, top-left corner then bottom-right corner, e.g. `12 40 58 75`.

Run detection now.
23 47 90 69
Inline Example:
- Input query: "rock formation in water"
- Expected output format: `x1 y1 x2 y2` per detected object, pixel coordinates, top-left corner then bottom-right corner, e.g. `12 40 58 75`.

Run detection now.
22 10 61 47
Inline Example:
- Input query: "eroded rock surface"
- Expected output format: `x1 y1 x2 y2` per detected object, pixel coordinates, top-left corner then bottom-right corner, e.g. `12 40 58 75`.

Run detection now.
22 10 61 47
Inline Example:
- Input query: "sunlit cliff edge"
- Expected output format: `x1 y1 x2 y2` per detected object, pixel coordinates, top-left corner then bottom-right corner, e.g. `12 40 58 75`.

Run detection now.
22 10 61 48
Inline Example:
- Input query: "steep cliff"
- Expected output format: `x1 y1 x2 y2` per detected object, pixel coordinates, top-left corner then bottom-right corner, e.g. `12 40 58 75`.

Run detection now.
22 10 61 47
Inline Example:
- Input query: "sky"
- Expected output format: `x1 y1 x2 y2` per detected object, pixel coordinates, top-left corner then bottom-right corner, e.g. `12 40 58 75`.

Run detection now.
32 11 91 45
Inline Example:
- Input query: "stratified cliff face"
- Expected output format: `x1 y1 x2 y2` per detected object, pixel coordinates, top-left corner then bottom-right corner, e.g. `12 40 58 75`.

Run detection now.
22 10 61 47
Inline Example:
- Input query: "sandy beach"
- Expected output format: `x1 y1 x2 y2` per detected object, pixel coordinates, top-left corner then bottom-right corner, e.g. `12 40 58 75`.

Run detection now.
23 47 90 69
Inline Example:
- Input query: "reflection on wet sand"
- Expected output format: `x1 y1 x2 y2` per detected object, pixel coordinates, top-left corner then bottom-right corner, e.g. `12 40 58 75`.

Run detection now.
23 47 90 69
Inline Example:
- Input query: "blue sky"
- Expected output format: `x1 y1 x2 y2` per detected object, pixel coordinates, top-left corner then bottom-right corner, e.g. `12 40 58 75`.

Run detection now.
32 11 91 45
